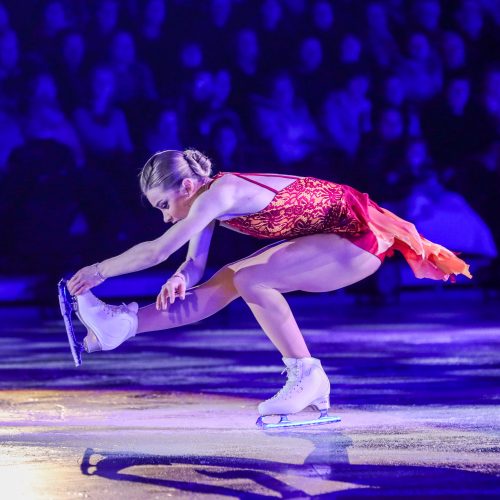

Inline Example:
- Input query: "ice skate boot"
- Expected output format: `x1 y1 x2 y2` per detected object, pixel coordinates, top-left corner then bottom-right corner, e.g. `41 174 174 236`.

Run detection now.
75 290 139 353
256 357 341 429
57 279 139 367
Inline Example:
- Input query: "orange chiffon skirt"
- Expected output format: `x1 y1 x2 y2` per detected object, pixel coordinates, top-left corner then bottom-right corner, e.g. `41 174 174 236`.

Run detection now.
341 186 473 283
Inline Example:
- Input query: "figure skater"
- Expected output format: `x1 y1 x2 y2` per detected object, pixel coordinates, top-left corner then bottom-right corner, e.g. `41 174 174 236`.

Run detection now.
61 149 472 428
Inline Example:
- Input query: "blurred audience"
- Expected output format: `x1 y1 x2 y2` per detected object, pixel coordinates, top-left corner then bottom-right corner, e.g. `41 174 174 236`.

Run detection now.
404 167 498 259
0 29 22 112
23 72 84 166
145 107 182 155
363 2 400 71
397 32 443 103
322 73 372 158
73 65 133 158
0 0 498 277
254 71 320 166
0 109 23 173
108 31 158 105
52 30 88 114
440 31 467 77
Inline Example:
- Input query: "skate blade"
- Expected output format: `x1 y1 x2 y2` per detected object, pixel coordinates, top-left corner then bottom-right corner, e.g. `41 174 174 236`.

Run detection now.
57 279 84 367
256 409 341 429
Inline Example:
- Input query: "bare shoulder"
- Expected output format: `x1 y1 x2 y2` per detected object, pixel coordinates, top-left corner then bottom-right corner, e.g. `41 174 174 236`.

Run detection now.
188 174 238 219
208 172 239 193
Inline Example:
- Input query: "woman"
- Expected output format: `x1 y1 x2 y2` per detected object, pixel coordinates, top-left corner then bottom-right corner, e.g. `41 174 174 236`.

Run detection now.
64 149 471 427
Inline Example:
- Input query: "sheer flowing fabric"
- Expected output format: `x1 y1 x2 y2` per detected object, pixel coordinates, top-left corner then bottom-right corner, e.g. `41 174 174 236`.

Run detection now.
344 186 473 283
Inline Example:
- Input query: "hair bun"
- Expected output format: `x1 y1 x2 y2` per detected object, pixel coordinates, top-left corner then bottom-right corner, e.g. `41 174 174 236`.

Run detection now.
183 149 212 177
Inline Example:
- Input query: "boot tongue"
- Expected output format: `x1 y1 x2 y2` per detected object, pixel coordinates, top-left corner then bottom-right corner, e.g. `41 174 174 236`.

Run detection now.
282 357 299 367
282 357 319 367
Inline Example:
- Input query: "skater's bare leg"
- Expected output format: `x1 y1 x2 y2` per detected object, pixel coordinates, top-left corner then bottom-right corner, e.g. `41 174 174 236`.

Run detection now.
136 239 288 334
232 282 311 358
136 266 239 333
137 233 381 361
228 233 382 359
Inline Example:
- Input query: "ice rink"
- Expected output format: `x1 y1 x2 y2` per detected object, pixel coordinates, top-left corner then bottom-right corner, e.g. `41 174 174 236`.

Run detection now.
1 292 499 498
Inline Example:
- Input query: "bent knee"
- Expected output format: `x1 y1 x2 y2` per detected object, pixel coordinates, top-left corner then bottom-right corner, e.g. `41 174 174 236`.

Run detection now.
202 265 240 296
200 264 268 297
232 266 270 294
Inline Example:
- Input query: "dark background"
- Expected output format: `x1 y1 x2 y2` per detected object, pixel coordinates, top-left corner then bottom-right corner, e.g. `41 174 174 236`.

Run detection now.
0 0 498 294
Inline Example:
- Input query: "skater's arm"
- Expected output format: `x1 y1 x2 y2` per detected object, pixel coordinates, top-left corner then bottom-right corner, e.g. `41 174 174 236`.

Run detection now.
97 185 233 278
175 220 216 287
67 179 233 295
155 220 215 309
151 191 231 264
66 239 160 295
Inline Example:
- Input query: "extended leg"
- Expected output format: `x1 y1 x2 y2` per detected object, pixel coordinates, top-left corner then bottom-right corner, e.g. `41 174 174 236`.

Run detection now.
136 239 290 334
72 239 292 357
136 266 239 334
62 266 241 362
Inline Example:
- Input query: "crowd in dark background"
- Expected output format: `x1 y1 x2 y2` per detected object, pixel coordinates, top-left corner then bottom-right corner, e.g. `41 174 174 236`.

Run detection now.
0 0 499 285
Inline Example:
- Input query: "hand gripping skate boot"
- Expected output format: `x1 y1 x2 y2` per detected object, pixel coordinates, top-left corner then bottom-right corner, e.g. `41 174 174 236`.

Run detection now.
58 279 138 366
256 357 341 429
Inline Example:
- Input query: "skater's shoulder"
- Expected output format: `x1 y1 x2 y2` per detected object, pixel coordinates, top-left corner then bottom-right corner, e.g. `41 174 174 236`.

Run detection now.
189 173 238 216
201 172 239 200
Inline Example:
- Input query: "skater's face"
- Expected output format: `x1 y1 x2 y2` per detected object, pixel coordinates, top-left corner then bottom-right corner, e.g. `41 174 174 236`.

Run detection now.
145 178 205 224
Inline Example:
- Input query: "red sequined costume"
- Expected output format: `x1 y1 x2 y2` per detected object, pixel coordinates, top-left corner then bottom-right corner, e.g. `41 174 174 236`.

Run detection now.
206 171 472 283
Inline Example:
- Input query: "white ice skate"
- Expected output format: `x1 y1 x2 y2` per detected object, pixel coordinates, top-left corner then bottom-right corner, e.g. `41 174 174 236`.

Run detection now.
58 279 139 366
256 357 341 429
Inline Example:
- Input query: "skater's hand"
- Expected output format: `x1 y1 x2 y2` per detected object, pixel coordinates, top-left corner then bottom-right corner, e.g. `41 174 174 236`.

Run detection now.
67 265 105 296
156 274 186 310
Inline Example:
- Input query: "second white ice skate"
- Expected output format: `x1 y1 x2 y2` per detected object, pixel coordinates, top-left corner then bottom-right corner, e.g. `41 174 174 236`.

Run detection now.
256 357 341 429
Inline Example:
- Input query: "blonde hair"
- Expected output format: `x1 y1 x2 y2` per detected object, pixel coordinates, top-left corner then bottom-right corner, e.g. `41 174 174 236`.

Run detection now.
139 149 213 194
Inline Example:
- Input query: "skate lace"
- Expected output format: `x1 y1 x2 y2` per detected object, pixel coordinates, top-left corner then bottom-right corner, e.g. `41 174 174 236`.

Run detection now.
269 366 301 400
96 298 128 318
